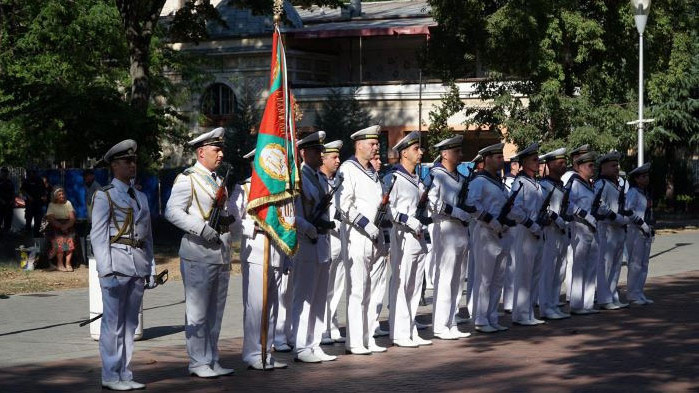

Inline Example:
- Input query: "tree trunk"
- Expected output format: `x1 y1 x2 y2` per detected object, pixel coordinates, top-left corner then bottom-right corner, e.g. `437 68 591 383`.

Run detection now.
115 0 167 114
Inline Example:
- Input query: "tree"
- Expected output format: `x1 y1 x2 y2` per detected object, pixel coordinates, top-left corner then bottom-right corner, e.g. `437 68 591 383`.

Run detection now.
314 87 372 159
425 0 698 157
425 82 464 160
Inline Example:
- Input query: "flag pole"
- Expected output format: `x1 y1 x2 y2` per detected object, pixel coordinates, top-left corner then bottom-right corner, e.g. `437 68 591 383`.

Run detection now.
261 233 270 370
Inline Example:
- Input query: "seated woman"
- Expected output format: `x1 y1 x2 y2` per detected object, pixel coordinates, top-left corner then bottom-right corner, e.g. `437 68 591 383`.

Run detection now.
46 187 76 272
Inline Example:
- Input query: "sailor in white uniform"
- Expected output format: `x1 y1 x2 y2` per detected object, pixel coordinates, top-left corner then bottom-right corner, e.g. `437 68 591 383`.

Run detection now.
594 151 631 310
230 149 288 370
336 125 388 355
508 143 546 326
567 151 601 315
164 128 235 378
467 143 515 333
387 132 432 348
465 154 483 317
537 148 571 320
290 131 337 363
624 163 654 305
562 144 590 301
428 135 472 340
91 140 156 391
319 140 346 345
370 153 391 338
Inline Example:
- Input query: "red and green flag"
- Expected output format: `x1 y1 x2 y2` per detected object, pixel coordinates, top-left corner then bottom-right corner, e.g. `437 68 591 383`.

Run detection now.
246 26 300 256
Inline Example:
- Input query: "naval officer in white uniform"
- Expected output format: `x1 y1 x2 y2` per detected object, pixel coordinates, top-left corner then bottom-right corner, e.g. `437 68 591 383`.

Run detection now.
229 149 288 370
165 128 235 378
319 140 347 345
624 163 654 305
336 125 387 355
428 135 472 340
387 132 432 348
91 140 156 391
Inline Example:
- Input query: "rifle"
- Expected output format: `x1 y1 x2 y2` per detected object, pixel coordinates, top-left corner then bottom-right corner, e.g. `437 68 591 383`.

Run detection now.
536 187 555 227
456 168 478 225
78 269 169 327
209 164 234 233
497 181 521 227
591 182 605 220
374 174 397 227
308 174 344 244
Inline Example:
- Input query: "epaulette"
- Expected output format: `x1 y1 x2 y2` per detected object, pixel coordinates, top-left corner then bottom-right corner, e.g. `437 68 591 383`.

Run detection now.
182 167 195 175
101 184 114 191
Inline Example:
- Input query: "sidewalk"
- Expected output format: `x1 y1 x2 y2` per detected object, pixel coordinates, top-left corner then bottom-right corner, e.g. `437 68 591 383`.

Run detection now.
0 231 697 392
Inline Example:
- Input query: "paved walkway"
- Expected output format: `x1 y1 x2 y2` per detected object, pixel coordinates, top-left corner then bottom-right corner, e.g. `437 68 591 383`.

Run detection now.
0 231 697 392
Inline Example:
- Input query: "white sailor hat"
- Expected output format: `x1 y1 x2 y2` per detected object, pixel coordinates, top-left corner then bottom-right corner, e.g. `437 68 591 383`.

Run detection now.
598 150 621 165
628 162 651 177
472 154 483 163
570 144 590 157
392 131 420 152
478 143 504 157
512 142 539 162
104 139 137 163
297 131 326 149
543 147 567 164
323 140 343 154
538 153 548 163
434 135 463 151
243 149 256 160
574 151 598 165
350 125 381 141
188 127 225 149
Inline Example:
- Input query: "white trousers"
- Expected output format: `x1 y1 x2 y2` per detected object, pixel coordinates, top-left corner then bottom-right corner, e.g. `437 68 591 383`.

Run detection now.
539 226 568 315
596 223 626 304
344 232 384 349
512 226 543 323
388 229 427 341
564 231 574 300
431 219 468 334
626 226 652 300
99 275 144 382
570 223 598 310
324 240 345 340
274 269 293 347
502 230 517 311
369 254 388 333
181 260 230 370
425 224 436 288
471 221 508 327
465 227 476 316
292 259 330 356
242 262 281 365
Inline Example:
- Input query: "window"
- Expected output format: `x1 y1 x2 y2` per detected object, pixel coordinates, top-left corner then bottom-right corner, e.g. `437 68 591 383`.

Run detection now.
201 83 235 125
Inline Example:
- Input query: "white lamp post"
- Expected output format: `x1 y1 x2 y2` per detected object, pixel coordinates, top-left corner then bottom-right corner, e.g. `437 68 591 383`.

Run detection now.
627 0 653 166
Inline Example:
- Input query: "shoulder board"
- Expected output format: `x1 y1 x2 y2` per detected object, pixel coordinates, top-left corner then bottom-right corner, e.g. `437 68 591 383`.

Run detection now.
101 184 114 192
182 167 195 175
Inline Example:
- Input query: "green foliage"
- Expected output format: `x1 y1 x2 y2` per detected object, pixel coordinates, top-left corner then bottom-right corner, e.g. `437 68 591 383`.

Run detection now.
223 79 263 184
0 0 215 170
313 87 373 159
426 0 698 167
426 82 463 160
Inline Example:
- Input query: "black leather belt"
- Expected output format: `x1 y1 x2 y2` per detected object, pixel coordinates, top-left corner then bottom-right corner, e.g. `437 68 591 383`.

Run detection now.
113 238 145 249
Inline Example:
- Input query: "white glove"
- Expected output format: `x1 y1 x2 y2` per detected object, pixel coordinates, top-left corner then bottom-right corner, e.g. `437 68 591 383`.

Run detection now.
578 210 597 228
489 219 503 234
405 216 424 235
144 275 157 289
451 206 470 222
554 216 566 231
529 222 542 238
364 222 380 241
200 224 221 244
640 222 651 237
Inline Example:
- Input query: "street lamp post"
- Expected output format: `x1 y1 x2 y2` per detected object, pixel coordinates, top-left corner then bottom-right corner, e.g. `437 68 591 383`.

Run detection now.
628 0 653 167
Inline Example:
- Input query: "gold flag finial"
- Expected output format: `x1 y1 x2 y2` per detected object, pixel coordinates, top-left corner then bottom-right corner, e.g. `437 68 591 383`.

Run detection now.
273 0 283 25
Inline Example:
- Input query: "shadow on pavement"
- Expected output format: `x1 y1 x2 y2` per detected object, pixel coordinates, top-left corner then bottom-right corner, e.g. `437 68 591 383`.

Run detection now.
1 271 697 393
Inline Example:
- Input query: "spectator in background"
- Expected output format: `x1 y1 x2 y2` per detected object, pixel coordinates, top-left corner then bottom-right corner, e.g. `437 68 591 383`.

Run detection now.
0 167 14 234
21 170 46 237
41 176 52 212
84 169 101 222
46 187 76 272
